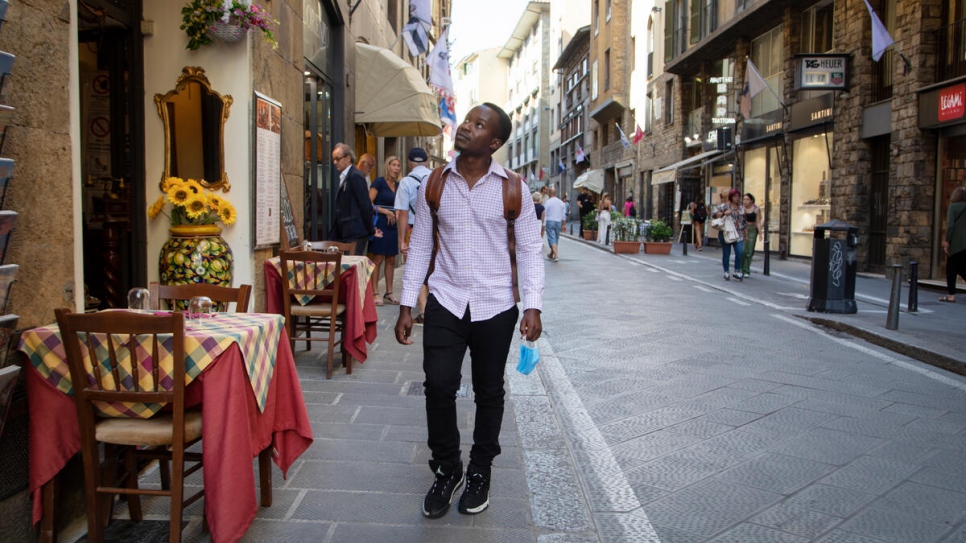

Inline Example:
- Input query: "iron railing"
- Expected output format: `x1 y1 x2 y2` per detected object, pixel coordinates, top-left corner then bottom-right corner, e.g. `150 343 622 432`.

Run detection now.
937 17 966 81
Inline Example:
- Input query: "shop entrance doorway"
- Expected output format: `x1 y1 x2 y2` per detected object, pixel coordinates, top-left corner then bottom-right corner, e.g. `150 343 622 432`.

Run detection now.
868 136 889 271
303 74 335 241
77 0 146 309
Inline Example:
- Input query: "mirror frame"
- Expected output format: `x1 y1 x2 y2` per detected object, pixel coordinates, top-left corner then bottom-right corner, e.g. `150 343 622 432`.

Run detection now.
154 66 233 192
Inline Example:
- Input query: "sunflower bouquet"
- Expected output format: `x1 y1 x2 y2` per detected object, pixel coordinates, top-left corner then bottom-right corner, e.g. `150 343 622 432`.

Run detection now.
149 177 237 227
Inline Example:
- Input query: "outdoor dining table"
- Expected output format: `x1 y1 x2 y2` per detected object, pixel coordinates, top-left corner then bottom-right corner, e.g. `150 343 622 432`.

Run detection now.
263 254 378 362
20 311 314 543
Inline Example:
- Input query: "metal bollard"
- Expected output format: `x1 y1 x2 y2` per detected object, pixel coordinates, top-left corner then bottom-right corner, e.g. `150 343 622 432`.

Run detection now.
886 264 903 330
604 224 611 245
763 239 770 276
908 261 918 313
682 226 688 256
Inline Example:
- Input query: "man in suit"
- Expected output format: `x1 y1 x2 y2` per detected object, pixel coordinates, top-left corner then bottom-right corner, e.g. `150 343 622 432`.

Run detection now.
330 142 375 255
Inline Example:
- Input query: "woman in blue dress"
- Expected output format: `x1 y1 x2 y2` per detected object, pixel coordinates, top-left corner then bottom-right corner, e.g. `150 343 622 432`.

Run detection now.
369 156 401 305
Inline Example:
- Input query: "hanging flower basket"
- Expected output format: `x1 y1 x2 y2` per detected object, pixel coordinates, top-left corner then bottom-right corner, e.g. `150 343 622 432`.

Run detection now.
207 21 246 43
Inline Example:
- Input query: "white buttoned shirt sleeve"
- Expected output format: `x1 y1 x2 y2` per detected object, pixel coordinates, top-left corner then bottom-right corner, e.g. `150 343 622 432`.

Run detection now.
400 160 544 321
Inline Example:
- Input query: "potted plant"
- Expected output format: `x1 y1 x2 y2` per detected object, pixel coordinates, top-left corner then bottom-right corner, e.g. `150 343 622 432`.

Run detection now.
581 212 597 240
643 219 674 254
612 217 642 254
181 0 279 50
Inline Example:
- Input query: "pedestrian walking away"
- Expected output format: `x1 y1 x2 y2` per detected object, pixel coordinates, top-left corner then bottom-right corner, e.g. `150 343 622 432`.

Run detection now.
741 193 762 276
690 196 707 251
369 155 401 306
941 185 966 302
395 102 544 520
330 143 376 255
395 147 433 323
543 187 565 261
533 192 546 242
712 188 747 281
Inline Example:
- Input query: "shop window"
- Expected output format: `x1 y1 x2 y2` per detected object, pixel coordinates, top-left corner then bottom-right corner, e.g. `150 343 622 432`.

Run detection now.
790 132 833 257
940 0 966 79
750 26 784 117
743 145 781 254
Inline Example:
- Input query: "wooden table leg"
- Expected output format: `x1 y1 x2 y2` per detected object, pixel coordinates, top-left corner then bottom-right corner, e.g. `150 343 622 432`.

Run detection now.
39 476 57 543
258 447 272 507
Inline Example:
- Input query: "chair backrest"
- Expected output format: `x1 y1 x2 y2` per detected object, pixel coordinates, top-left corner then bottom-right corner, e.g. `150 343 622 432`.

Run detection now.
278 249 343 309
148 283 252 312
54 308 187 423
305 240 354 254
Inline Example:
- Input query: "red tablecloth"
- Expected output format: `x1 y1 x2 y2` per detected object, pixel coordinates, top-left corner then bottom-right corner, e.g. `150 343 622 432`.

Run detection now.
27 329 313 543
264 260 378 362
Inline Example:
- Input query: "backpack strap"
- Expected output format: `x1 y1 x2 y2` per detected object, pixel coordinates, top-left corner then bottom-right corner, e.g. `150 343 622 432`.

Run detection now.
423 166 447 288
501 167 522 304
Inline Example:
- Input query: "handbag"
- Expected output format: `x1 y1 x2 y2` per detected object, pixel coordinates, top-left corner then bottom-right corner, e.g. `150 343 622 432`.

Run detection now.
723 216 740 244
710 217 725 228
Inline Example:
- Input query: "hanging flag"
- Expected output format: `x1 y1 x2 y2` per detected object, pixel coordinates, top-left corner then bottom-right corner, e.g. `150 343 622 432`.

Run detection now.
521 170 527 183
558 159 566 173
617 123 631 149
863 0 894 61
575 143 586 163
401 0 432 57
633 124 644 145
429 28 457 138
539 167 548 181
739 58 769 118
530 166 537 183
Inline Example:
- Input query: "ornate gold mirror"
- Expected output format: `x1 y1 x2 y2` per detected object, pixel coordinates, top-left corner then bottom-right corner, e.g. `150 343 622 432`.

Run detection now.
154 66 233 192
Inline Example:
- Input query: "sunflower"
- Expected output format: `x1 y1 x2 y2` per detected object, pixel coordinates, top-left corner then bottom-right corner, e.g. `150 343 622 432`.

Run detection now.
219 202 237 226
184 178 204 194
147 195 166 219
207 194 224 212
162 177 185 191
166 183 192 206
183 194 209 219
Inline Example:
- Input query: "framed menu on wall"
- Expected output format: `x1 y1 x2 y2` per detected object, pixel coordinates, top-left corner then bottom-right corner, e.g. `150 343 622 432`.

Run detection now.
253 92 282 249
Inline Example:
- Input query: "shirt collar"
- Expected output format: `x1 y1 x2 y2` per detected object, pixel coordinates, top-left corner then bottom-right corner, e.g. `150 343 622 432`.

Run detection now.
443 158 507 180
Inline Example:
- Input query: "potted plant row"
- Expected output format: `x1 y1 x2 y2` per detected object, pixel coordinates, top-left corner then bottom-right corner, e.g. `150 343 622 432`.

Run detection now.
581 212 596 240
643 220 674 254
612 217 642 254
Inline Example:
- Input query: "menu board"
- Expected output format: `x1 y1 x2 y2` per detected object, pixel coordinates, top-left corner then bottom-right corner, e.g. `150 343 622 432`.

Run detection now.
253 92 281 249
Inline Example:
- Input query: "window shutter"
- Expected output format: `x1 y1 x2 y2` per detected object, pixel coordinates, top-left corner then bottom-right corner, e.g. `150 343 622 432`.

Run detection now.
690 0 701 44
664 0 673 62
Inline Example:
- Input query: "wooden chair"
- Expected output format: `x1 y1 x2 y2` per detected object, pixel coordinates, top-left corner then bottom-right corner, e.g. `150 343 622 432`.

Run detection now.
305 240 355 254
54 309 202 543
148 283 252 313
279 250 350 378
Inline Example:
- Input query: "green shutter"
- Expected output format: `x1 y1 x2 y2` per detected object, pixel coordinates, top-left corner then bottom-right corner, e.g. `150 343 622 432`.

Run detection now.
664 0 673 62
690 0 701 44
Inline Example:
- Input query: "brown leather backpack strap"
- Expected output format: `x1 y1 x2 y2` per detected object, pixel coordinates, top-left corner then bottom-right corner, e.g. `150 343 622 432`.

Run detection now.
423 166 448 287
502 168 522 303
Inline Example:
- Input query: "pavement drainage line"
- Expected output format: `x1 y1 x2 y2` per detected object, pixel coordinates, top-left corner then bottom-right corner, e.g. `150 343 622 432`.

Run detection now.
771 313 966 390
534 338 662 542
284 488 309 521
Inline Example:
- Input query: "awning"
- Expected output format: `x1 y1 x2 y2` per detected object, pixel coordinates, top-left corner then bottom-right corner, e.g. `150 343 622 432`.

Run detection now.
572 169 604 193
354 43 442 137
650 170 676 185
654 150 723 173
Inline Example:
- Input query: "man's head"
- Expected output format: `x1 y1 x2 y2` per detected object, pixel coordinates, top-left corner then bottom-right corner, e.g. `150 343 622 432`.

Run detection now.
356 153 376 177
454 103 512 157
332 143 354 173
549 187 557 198
540 186 548 196
407 147 428 168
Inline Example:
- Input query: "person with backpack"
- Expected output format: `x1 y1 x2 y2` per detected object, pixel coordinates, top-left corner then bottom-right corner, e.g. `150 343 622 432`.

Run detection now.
690 195 708 251
394 102 544 520
940 186 966 302
395 147 432 322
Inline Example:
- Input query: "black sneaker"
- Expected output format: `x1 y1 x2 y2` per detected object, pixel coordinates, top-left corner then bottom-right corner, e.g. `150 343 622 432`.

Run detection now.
458 467 490 514
423 462 463 518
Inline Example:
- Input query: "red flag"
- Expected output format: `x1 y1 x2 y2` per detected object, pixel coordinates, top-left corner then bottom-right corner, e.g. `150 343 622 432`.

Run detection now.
633 124 644 145
539 167 546 180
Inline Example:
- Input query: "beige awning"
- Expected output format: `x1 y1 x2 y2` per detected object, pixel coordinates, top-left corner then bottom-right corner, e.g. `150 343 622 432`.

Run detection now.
572 169 604 193
654 150 723 174
354 43 442 137
650 170 676 185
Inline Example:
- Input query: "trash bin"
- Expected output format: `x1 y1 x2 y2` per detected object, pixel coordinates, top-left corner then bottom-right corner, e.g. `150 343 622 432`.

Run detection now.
807 220 858 314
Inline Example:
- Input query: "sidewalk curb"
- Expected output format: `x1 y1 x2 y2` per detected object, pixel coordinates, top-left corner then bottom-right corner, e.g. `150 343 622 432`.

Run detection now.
804 316 966 376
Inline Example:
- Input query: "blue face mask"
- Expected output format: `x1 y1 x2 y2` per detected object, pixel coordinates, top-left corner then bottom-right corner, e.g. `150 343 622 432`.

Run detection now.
517 340 540 375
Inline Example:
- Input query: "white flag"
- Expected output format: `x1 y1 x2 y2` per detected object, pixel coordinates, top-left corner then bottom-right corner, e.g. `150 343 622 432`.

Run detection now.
739 58 769 118
575 143 586 163
616 123 631 149
401 19 429 57
863 0 894 61
428 29 454 95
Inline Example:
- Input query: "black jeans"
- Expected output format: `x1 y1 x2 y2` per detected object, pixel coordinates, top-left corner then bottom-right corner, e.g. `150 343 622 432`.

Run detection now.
947 250 966 295
422 294 518 474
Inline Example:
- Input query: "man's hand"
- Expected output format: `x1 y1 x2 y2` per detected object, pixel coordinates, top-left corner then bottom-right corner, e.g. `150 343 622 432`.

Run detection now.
519 308 542 342
400 241 409 256
395 306 414 345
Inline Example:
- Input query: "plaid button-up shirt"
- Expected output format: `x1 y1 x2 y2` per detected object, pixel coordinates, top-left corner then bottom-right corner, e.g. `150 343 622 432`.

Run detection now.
401 160 544 321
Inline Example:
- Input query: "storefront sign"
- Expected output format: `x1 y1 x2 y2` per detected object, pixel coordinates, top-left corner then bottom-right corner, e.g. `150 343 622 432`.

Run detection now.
741 109 784 144
790 93 834 132
794 55 849 91
919 82 966 129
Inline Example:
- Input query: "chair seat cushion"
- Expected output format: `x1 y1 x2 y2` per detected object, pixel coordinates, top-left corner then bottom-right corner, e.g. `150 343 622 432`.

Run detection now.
95 410 203 446
290 302 346 317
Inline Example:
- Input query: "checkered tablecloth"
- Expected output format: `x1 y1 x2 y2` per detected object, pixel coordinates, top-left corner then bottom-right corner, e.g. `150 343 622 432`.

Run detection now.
19 312 284 418
267 255 374 306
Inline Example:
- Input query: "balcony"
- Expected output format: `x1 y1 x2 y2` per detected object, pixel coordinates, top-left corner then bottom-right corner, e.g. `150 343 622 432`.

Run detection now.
937 17 966 81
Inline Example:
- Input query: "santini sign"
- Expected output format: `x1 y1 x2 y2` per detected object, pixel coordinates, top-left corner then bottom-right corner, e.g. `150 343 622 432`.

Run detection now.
794 55 849 91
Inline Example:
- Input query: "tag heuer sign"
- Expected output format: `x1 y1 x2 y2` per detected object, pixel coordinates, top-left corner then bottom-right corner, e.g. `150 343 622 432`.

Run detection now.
794 54 850 91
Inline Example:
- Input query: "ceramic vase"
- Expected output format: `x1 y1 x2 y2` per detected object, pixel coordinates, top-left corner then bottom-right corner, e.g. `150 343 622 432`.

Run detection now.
159 225 234 302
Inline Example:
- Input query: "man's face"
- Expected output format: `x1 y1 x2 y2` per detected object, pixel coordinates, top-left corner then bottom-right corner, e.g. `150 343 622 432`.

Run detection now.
454 106 501 156
357 158 375 177
332 149 352 173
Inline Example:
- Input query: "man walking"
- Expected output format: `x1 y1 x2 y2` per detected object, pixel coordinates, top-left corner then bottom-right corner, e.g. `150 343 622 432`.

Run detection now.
395 147 432 324
395 103 544 519
577 186 594 237
544 187 565 261
330 142 374 255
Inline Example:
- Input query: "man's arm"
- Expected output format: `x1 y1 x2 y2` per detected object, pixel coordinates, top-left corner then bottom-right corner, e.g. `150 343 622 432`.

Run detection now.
514 179 544 341
395 182 433 344
394 179 413 254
